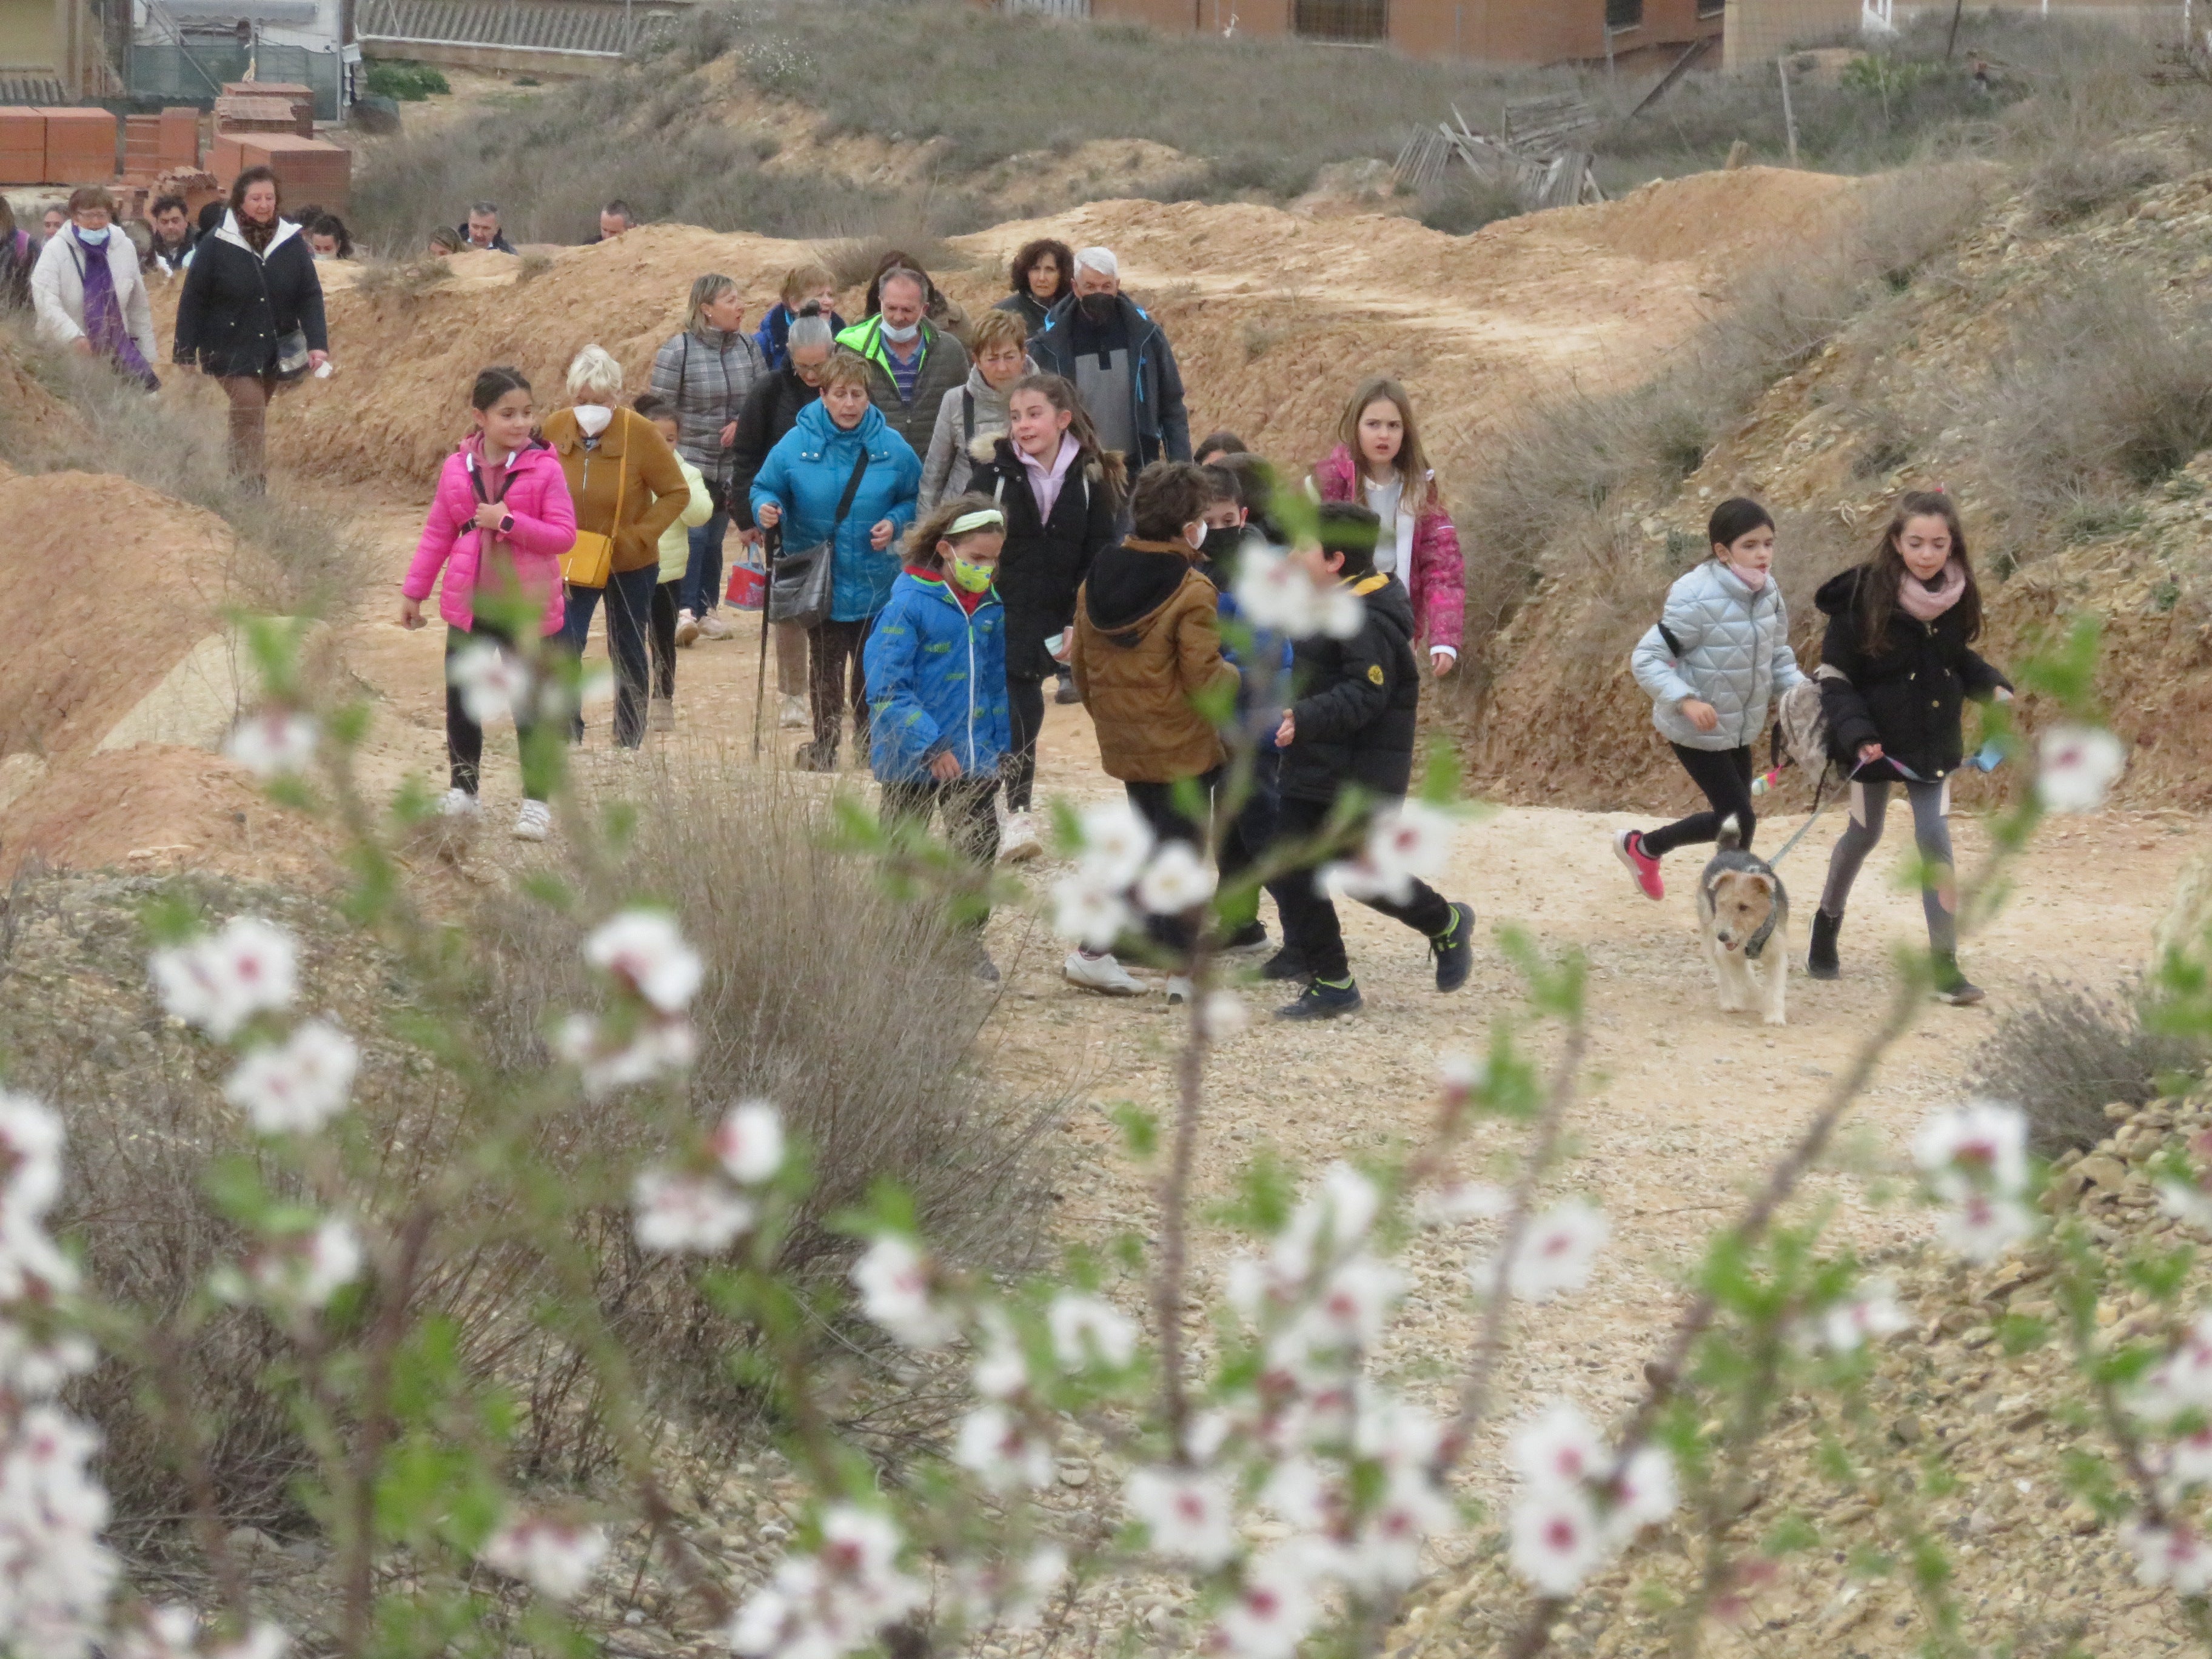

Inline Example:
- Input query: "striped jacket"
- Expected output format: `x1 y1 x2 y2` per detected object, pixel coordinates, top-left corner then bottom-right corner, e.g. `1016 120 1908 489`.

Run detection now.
649 325 765 494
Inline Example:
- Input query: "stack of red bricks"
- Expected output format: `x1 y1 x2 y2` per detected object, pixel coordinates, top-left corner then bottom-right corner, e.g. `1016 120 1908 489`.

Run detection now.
123 107 201 183
0 106 119 186
207 81 350 215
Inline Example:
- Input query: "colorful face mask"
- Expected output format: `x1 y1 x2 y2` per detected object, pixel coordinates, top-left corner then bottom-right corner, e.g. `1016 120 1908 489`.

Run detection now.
949 557 996 594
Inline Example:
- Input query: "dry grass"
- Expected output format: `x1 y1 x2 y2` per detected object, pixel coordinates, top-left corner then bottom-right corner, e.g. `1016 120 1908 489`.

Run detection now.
1968 976 2204 1158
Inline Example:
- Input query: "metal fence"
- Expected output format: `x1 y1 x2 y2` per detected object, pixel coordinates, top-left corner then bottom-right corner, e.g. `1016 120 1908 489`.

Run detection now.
999 0 1090 15
126 40 343 118
1292 0 1387 41
355 0 677 58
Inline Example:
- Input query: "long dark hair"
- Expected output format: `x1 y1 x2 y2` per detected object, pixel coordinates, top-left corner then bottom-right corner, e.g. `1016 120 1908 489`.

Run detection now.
1859 489 1982 653
1008 372 1127 505
471 365 531 411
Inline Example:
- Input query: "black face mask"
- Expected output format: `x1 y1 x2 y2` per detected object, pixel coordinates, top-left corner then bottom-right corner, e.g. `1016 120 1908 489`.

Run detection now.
1078 292 1117 323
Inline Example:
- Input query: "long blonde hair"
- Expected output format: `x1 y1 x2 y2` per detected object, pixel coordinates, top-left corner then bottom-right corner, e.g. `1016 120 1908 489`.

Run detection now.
685 272 740 338
1336 376 1438 509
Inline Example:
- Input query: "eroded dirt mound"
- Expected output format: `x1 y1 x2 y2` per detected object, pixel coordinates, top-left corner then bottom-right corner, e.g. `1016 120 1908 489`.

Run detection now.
0 746 325 882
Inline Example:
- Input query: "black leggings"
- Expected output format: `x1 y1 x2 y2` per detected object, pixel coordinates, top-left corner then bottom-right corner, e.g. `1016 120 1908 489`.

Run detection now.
650 579 679 700
1005 675 1046 811
1272 794 1454 982
1643 743 1756 857
444 622 546 800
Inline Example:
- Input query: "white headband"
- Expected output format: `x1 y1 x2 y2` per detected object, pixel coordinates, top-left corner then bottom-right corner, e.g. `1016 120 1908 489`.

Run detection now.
1074 246 1118 279
948 507 1005 535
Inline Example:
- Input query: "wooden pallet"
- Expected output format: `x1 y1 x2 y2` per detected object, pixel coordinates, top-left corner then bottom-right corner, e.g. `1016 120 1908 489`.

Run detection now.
1391 103 1604 213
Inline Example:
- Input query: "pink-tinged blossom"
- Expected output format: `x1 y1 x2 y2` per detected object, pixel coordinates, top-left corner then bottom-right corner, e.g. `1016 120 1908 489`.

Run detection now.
1508 1486 1606 1596
970 1306 1028 1399
0 1326 95 1398
1047 1292 1138 1371
1436 1051 1488 1101
1510 1403 1606 1493
1339 802 1456 906
2037 724 2125 814
118 1609 290 1659
223 1019 358 1136
1298 1255 1405 1353
223 709 318 779
1052 874 1133 952
480 1512 608 1601
851 1236 957 1349
1125 1465 1239 1568
1258 1458 1335 1532
0 1401 119 1658
1353 1388 1443 1474
1599 1446 1678 1546
1343 1472 1456 1594
1136 842 1216 915
236 1217 363 1310
2123 1518 2212 1596
951 1404 1056 1493
632 1169 754 1255
712 1099 785 1185
1476 1198 1609 1302
1232 545 1362 641
2160 1423 2212 1490
150 916 298 1040
447 640 532 726
1934 1192 2035 1265
728 1506 925 1659
1211 1543 1325 1659
554 1011 697 1099
1075 800 1156 889
950 1543 1067 1632
585 911 702 1014
2132 1313 2212 1421
1912 1099 2029 1201
1809 1279 1911 1355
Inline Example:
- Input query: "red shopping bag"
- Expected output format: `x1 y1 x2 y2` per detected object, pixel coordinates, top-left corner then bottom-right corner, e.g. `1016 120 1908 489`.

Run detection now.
726 560 766 611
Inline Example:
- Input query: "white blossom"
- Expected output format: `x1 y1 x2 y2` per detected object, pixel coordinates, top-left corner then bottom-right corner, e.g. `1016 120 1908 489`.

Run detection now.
0 1093 64 1221
951 1404 1055 1493
0 1401 119 1658
1326 801 1457 905
1436 1051 1489 1099
1343 1470 1456 1593
447 640 533 725
1293 1255 1405 1355
2162 1424 2212 1491
1231 545 1364 640
1074 800 1156 889
2037 723 2125 814
1812 1279 1911 1353
1476 1198 1609 1302
113 1604 201 1659
712 1099 785 1185
1913 1099 2029 1202
243 1217 363 1309
1353 1388 1443 1473
816 1506 927 1626
555 1011 697 1099
223 1019 358 1135
1212 1543 1324 1659
2123 1518 2212 1596
1600 1445 1678 1546
212 1627 290 1659
150 916 298 1040
1510 1403 1606 1493
1415 1179 1509 1225
585 910 703 1014
950 1544 1066 1632
480 1513 608 1601
1258 1458 1335 1532
1198 990 1250 1042
0 1325 95 1398
1934 1191 2036 1265
728 1506 925 1659
1052 874 1132 952
632 1169 754 1255
851 1236 957 1349
1135 842 1216 916
1507 1486 1606 1596
1125 1464 1239 1568
2137 1316 2212 1421
2158 1180 2212 1235
971 1306 1028 1399
1047 1292 1138 1370
223 709 318 779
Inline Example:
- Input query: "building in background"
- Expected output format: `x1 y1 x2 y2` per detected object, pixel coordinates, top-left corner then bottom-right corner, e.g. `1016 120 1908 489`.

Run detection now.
1065 0 1725 66
1723 0 1858 66
128 0 355 119
0 0 113 100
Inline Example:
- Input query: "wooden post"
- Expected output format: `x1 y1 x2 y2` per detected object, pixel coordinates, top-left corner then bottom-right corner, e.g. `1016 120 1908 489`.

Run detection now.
1777 55 1798 166
1945 0 1965 59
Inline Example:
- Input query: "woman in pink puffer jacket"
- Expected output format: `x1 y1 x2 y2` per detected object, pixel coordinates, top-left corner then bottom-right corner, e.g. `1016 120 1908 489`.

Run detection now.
400 366 577 840
1309 376 1466 675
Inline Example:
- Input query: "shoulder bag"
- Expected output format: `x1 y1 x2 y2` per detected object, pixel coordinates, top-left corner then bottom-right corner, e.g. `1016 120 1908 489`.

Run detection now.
252 242 312 380
769 446 871 631
560 414 629 590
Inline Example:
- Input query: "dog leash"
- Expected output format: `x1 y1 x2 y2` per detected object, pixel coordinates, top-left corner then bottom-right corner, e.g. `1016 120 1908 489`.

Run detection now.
1761 743 2005 870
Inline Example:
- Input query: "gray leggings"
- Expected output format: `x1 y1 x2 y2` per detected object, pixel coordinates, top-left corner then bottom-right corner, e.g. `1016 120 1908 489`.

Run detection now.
1818 779 1957 953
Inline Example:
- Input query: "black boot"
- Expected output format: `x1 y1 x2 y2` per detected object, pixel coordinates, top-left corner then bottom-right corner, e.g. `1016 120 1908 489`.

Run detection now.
1807 909 1842 980
1932 951 1985 1006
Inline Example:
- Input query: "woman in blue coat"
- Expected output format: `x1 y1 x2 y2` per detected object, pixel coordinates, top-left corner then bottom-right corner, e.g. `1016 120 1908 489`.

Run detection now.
865 495 1012 977
751 350 923 770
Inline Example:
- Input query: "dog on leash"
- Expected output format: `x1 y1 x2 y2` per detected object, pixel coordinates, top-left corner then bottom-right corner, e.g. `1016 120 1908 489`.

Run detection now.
1696 815 1788 1027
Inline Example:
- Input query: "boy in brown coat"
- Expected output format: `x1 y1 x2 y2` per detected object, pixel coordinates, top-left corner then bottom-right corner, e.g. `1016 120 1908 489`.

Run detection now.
1067 463 1239 999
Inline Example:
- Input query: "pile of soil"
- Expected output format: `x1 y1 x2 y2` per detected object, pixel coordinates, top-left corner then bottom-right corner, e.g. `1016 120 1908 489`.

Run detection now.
0 746 325 883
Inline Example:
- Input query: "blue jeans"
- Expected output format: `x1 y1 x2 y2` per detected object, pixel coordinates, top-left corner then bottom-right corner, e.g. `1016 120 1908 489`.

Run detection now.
559 565 658 749
682 508 731 617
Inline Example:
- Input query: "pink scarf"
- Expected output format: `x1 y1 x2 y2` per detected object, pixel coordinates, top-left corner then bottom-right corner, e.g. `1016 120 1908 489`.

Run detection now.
1896 558 1968 623
1021 433 1079 523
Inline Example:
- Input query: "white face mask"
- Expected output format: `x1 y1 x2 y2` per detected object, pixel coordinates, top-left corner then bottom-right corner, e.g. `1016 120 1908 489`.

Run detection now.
880 320 921 346
1184 522 1208 550
573 404 612 437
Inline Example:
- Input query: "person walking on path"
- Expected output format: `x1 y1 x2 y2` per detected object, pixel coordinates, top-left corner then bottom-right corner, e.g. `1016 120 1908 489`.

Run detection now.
1066 462 1239 1002
400 366 577 842
861 249 970 342
142 193 196 277
980 372 1122 863
837 267 972 461
1027 246 1191 468
1614 497 1805 900
543 346 691 752
865 494 1013 980
635 393 714 732
1806 490 2013 1005
172 167 329 484
732 307 836 730
650 272 764 646
994 237 1071 336
754 261 844 372
32 186 159 388
1309 378 1465 676
750 349 922 771
1268 503 1475 1021
920 307 1033 512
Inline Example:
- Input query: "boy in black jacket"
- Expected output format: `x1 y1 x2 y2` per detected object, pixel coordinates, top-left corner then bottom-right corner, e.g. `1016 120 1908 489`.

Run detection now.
1270 503 1474 1021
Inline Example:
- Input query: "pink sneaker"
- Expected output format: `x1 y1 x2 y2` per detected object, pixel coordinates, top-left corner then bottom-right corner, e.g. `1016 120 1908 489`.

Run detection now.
1614 828 1664 901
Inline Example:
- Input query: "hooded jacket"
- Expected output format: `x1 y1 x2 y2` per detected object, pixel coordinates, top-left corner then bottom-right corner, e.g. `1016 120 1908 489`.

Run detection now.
1028 290 1191 467
749 400 922 625
649 325 765 495
835 314 973 459
753 303 847 372
404 435 577 636
172 211 327 377
863 569 1011 783
994 289 1057 336
1631 558 1806 752
32 224 157 366
541 405 692 578
922 362 1035 513
1280 572 1421 805
1814 563 2010 782
729 365 819 532
1070 538 1237 783
657 452 714 583
983 435 1117 680
1310 444 1466 656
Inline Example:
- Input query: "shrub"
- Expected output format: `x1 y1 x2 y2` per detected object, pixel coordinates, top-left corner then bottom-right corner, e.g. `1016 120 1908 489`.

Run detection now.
2028 142 2178 226
1414 170 1522 236
1966 976 2203 1158
363 59 451 101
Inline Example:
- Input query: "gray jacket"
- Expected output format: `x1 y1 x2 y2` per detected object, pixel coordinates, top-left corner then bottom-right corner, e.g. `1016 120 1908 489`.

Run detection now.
919 363 1030 512
649 326 765 494
1631 559 1805 751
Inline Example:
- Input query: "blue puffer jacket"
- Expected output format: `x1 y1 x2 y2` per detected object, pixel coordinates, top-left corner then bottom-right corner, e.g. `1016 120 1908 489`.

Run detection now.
1631 558 1805 751
751 400 922 624
864 571 1011 783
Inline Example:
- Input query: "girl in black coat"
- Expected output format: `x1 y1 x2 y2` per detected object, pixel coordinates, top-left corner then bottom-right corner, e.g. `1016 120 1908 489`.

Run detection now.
985 372 1124 857
1810 491 2012 1003
172 166 329 485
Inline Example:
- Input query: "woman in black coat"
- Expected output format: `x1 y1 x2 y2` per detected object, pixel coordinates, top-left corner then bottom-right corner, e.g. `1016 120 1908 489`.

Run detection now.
172 166 329 486
984 373 1123 858
1809 491 2011 1003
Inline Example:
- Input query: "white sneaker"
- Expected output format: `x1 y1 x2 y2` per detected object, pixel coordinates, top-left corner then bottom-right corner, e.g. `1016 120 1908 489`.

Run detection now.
512 799 552 842
675 609 700 648
999 809 1042 863
1063 951 1144 995
697 611 733 640
1165 974 1193 1004
437 786 481 819
779 694 809 729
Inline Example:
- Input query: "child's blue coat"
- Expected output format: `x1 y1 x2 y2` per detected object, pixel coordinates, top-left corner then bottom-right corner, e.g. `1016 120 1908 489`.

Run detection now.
865 571 1013 783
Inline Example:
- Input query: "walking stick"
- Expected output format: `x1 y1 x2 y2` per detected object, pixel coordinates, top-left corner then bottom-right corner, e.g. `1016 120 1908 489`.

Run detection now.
751 525 780 760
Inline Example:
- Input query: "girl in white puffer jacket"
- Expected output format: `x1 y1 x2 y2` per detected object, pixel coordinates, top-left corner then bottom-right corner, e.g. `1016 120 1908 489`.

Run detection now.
1613 497 1805 902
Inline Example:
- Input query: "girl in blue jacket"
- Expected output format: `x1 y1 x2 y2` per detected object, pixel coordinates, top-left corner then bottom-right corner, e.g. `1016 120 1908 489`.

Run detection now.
864 494 1013 979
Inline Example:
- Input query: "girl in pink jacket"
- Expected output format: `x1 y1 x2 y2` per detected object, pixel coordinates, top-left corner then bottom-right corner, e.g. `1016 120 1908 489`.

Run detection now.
1310 377 1466 676
401 366 578 840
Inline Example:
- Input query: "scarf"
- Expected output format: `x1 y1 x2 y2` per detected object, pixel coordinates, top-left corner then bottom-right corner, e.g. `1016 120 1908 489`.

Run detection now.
238 213 277 253
1021 433 1079 522
1896 558 1968 623
72 233 155 387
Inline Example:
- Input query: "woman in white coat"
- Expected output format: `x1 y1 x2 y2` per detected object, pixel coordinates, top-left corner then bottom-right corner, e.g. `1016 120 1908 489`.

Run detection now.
31 186 157 387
